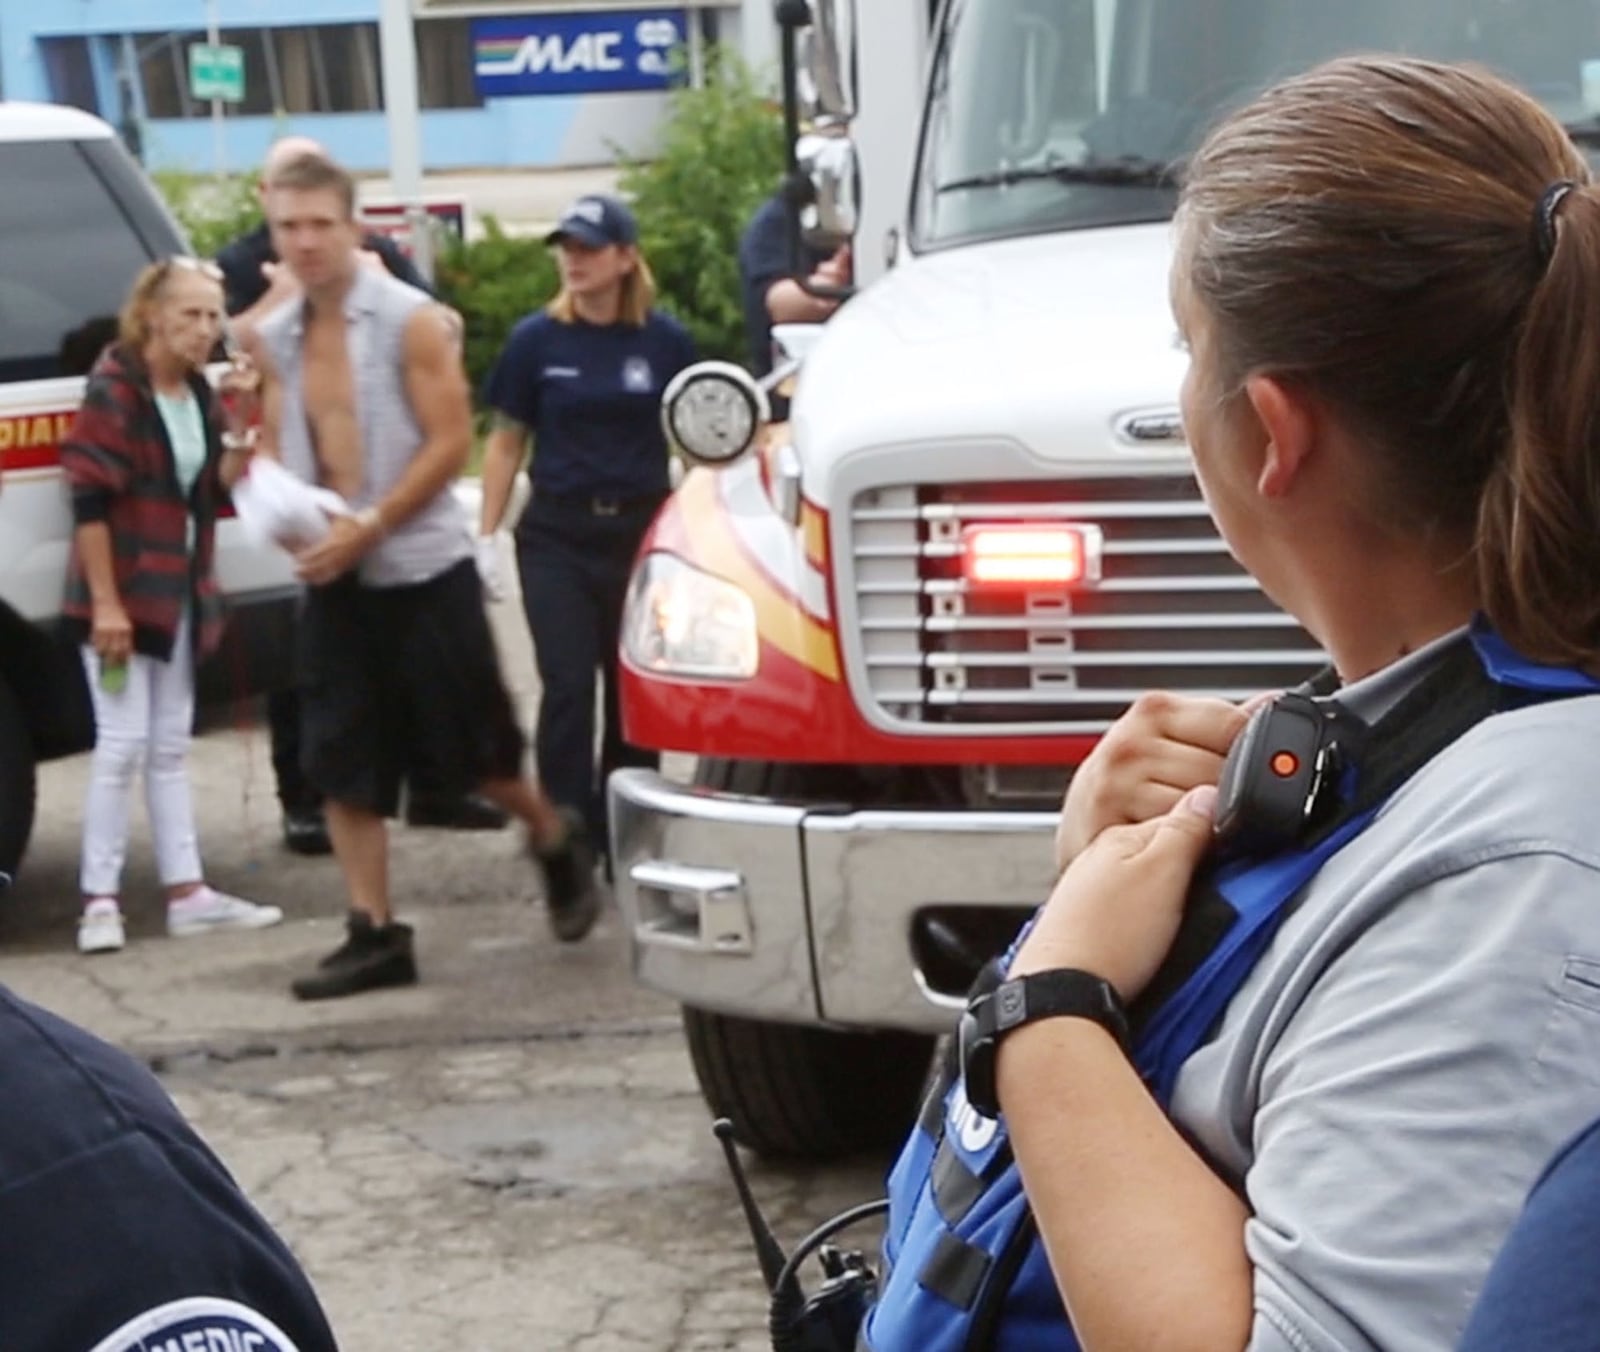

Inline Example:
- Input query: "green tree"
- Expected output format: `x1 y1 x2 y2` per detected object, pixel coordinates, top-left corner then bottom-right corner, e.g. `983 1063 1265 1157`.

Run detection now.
620 47 787 361
434 218 560 396
152 169 262 259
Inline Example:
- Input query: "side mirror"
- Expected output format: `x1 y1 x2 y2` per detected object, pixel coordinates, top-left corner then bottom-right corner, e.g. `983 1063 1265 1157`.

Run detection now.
661 361 771 468
797 131 859 253
796 0 857 125
770 323 829 369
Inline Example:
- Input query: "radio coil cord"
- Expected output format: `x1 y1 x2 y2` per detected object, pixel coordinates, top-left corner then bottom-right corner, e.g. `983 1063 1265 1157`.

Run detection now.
768 1197 889 1352
712 1118 887 1352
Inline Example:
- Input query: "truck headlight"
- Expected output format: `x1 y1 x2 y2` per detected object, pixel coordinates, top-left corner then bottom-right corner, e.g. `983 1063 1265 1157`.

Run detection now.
622 553 759 680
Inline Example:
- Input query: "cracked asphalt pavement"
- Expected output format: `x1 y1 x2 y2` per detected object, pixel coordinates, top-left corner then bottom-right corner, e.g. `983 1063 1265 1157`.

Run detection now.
0 592 889 1351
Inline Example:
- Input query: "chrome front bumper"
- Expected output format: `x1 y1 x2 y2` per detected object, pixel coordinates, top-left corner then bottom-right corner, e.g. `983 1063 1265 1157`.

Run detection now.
608 769 1058 1034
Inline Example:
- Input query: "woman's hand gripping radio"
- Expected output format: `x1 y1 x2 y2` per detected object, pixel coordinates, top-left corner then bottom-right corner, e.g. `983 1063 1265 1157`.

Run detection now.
1213 690 1360 857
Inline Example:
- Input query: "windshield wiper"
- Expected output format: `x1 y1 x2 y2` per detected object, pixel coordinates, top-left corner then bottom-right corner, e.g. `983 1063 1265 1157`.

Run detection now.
936 157 1179 194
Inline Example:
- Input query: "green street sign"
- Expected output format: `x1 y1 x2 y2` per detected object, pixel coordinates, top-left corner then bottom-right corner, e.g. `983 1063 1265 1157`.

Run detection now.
189 43 245 103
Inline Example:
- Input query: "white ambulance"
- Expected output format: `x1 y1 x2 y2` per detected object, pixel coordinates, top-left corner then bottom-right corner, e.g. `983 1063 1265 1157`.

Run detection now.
0 102 296 887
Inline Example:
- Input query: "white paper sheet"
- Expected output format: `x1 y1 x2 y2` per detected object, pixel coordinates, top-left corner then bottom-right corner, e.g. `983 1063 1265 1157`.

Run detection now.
232 457 351 554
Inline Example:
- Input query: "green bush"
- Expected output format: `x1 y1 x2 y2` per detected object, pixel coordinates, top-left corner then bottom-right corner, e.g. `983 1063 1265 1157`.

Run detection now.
434 217 560 396
152 169 263 259
621 47 787 362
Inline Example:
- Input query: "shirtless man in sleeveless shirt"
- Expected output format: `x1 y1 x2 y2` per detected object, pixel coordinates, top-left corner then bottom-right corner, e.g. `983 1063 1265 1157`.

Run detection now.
246 152 600 1001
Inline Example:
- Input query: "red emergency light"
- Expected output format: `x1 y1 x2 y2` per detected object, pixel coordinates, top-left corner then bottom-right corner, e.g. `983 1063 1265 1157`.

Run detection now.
961 524 1102 588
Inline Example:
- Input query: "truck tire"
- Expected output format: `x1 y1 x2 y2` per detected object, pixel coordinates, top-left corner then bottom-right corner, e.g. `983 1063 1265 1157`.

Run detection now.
683 1005 934 1160
683 758 936 1160
0 677 37 887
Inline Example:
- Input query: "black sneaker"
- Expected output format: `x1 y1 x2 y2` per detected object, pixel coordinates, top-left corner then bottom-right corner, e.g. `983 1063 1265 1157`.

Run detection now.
282 807 333 857
404 792 509 831
529 809 601 943
291 914 418 1000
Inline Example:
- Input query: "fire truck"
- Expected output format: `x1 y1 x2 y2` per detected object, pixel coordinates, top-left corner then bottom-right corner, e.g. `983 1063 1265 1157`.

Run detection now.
0 102 297 888
612 0 1600 1159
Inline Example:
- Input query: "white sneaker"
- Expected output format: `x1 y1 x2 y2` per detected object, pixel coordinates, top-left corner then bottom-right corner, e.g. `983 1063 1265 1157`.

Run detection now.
167 886 284 938
77 898 126 954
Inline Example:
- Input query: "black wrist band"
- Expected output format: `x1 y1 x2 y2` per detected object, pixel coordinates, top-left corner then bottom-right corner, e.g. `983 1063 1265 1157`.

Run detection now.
958 968 1130 1119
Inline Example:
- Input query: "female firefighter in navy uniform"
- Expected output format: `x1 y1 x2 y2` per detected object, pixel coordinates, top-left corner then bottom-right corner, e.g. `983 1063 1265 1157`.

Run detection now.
478 196 696 872
860 57 1600 1352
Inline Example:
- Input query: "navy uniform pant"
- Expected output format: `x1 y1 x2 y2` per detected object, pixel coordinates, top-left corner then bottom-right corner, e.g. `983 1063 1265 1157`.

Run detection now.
516 495 663 855
268 687 318 813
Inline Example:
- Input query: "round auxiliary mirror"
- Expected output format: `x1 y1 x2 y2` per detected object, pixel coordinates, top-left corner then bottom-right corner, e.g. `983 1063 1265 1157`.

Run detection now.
661 361 771 467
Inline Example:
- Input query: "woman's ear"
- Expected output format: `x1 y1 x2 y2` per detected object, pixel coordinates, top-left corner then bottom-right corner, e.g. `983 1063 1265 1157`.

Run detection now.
1242 374 1317 499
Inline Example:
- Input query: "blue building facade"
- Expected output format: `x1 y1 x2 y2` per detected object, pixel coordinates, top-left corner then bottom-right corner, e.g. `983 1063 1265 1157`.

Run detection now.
0 0 754 172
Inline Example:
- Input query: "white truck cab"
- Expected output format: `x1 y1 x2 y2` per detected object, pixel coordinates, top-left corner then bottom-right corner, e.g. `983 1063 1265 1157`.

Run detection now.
612 0 1600 1159
0 102 298 886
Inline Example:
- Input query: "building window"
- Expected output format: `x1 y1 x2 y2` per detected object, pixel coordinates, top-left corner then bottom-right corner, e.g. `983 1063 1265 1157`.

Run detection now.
39 36 100 116
258 25 384 114
272 28 320 115
140 31 201 120
417 19 484 110
125 24 401 119
233 29 279 118
97 22 482 121
320 25 384 113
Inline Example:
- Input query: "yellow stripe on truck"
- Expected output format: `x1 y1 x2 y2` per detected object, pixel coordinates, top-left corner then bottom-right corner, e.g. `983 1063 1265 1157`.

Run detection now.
676 470 841 682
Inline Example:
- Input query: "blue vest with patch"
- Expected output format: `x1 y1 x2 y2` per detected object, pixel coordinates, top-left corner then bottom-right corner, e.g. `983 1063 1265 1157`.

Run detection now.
860 621 1600 1352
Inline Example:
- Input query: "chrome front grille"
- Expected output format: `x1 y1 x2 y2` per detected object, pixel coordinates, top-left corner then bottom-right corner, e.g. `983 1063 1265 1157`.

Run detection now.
847 474 1325 734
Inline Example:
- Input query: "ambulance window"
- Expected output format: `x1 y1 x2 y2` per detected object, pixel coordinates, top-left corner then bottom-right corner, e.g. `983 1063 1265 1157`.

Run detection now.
0 140 160 383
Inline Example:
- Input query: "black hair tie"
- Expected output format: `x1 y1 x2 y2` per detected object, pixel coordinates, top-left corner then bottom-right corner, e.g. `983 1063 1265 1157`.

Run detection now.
1535 180 1578 264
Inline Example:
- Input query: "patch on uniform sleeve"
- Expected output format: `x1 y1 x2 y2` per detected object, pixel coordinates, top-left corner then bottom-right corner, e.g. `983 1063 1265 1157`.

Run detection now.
86 1296 301 1352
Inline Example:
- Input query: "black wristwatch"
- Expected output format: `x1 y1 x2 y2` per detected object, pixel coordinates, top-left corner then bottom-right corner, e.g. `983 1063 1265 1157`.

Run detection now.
958 968 1131 1120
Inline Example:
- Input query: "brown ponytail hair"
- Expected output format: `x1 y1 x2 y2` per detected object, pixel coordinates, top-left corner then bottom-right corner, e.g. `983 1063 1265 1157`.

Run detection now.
1179 56 1600 666
117 260 176 351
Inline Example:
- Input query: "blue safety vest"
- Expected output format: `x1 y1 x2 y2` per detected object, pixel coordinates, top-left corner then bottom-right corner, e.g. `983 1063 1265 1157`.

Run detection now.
860 620 1600 1352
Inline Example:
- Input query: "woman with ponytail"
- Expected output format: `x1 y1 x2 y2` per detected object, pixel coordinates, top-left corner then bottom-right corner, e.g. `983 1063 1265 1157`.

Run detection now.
863 56 1600 1352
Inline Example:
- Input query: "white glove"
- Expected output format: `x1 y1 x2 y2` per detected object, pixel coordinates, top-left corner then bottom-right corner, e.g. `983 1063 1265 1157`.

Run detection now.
475 534 506 603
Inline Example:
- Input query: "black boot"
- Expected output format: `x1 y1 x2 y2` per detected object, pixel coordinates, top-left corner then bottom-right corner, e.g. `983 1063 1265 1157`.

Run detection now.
529 808 600 943
282 805 332 856
291 912 418 1000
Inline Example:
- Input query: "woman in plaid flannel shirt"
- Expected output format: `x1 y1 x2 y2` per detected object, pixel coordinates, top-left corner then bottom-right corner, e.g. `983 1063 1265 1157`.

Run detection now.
60 258 284 953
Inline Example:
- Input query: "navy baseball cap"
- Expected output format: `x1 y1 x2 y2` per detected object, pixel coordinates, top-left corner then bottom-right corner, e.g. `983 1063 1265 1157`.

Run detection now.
544 194 639 248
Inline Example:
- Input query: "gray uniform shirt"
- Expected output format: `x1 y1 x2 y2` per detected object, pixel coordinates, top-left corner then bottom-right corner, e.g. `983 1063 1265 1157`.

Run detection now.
1170 628 1600 1351
256 265 470 588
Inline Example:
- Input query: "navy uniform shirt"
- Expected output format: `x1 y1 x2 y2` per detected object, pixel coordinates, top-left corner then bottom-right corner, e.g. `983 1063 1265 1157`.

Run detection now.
0 985 337 1352
217 222 430 315
737 192 827 377
481 309 697 506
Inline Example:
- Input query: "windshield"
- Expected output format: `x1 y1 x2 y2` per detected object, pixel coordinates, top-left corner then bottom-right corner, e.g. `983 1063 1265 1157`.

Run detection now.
0 139 179 383
914 0 1600 249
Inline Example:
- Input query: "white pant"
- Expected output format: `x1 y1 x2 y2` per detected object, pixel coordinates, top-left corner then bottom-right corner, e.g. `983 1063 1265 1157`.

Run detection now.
79 612 202 896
